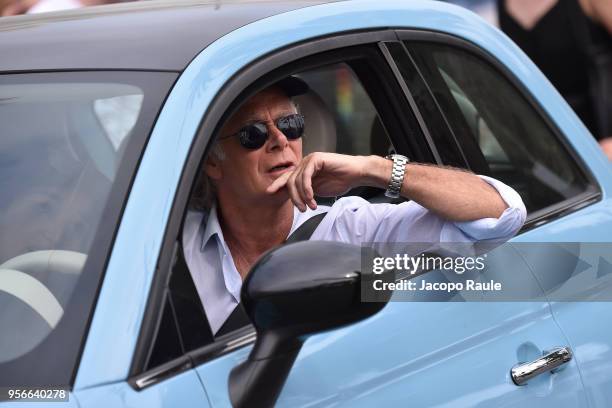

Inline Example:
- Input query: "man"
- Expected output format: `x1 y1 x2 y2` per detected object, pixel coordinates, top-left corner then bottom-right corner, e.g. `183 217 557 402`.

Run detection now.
183 77 527 334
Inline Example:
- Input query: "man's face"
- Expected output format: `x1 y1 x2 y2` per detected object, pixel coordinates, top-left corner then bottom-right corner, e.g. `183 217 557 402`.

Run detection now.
206 86 302 205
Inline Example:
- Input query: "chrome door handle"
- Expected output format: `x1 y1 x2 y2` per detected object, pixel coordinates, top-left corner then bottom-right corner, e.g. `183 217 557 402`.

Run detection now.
511 347 573 386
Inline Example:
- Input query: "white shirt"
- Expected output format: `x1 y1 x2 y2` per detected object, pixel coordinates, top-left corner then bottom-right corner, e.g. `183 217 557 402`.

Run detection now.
182 175 526 334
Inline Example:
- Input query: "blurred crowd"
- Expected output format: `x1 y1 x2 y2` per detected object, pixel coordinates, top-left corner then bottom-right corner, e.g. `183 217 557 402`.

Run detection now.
1 0 611 160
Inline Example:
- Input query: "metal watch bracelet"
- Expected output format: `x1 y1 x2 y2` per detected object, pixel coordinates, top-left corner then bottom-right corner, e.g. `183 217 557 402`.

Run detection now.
384 154 409 198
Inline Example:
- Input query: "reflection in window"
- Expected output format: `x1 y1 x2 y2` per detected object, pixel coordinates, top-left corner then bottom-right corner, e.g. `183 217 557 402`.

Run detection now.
408 42 590 213
0 81 144 363
94 94 144 150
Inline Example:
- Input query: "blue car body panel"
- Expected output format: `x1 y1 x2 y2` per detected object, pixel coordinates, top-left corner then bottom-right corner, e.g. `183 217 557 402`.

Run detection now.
194 243 589 406
75 370 210 408
62 0 612 406
197 302 588 407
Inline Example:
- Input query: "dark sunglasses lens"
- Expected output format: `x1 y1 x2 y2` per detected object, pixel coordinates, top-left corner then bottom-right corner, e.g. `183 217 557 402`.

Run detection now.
277 114 305 140
239 123 268 149
237 114 304 149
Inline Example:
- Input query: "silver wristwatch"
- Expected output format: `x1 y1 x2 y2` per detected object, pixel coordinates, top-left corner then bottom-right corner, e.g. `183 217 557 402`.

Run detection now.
384 154 409 198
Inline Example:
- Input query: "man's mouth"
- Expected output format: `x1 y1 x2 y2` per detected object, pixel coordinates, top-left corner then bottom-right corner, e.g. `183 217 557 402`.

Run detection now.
268 162 295 173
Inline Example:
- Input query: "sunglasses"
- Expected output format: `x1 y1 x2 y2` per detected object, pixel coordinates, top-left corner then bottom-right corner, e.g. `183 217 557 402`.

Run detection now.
225 113 305 150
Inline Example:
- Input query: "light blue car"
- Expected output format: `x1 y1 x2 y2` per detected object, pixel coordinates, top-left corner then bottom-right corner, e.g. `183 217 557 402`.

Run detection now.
1 0 611 407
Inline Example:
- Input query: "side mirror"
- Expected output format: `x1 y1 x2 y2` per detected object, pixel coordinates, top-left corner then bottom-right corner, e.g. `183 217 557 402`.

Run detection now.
229 240 392 408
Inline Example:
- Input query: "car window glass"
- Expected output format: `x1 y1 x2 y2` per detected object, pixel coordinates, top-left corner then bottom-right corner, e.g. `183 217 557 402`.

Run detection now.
0 73 169 375
94 94 144 150
406 42 590 214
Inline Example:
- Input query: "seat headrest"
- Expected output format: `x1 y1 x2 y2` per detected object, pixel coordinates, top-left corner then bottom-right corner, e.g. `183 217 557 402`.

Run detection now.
293 91 337 154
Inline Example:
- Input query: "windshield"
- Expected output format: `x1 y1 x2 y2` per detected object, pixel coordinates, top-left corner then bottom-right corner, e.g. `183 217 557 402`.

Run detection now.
0 71 177 387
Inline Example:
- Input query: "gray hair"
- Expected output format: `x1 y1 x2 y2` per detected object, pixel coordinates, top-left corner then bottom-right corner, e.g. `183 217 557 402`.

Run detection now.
210 141 226 161
190 142 224 211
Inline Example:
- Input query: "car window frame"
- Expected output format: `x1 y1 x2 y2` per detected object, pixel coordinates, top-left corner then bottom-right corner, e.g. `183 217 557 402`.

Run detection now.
0 70 178 388
379 41 482 172
394 30 602 231
129 31 443 389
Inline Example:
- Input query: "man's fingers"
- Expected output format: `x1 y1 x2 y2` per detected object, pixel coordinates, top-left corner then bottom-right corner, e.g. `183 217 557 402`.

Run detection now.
293 162 315 210
301 162 315 199
266 157 318 210
266 172 291 193
300 160 317 209
286 171 306 211
293 167 306 206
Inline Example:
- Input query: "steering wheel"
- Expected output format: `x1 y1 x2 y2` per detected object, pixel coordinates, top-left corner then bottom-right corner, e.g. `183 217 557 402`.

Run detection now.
0 249 87 329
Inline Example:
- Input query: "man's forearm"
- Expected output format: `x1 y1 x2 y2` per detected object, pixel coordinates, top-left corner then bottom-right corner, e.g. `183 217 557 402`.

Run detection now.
363 156 508 221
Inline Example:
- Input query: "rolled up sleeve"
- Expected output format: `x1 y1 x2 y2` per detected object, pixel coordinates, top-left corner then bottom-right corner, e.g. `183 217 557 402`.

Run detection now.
448 175 527 242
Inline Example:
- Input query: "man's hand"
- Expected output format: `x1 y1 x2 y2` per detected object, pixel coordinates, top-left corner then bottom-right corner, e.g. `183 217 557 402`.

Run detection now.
266 152 377 211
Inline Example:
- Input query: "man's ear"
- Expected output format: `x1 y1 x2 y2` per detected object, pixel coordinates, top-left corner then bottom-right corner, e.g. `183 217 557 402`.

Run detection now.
205 155 223 181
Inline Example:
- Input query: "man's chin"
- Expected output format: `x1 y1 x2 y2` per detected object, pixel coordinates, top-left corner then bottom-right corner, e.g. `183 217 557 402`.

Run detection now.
267 188 290 200
262 187 291 206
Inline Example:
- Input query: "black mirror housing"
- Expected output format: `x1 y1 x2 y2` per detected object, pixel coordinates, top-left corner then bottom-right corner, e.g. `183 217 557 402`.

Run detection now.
244 240 387 336
229 240 392 408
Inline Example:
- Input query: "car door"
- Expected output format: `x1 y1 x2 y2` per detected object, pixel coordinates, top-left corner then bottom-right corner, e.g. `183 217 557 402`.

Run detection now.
74 293 212 408
397 31 612 407
167 34 585 406
396 32 612 408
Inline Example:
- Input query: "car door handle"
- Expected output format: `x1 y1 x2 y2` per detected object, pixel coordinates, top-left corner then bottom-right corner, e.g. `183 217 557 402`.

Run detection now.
511 346 573 386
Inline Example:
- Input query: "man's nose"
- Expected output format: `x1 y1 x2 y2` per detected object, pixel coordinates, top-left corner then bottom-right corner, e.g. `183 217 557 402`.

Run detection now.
265 124 289 152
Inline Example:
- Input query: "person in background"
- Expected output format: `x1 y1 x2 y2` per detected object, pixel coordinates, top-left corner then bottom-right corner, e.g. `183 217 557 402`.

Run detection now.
498 0 612 160
442 0 499 26
0 0 12 15
1 0 126 16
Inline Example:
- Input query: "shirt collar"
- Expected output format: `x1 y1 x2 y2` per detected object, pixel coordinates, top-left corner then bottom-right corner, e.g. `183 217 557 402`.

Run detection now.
202 202 300 250
200 203 223 252
199 203 243 302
